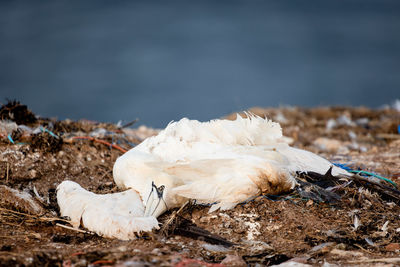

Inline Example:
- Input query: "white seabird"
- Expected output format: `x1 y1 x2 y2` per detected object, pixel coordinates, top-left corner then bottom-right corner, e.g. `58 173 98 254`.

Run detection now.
57 115 348 240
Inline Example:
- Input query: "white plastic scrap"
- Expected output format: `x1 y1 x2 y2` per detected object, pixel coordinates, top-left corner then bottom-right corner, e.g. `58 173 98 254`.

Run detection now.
348 131 357 140
364 238 375 246
326 119 337 131
355 117 369 126
392 99 400 112
0 120 18 135
353 215 361 231
89 128 108 138
381 220 389 232
274 112 288 124
337 115 354 126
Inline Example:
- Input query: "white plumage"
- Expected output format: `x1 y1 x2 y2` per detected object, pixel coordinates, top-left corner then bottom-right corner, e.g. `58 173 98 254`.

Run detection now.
57 115 348 240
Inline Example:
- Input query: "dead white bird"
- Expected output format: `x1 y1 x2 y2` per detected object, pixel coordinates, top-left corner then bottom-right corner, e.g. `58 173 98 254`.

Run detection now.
57 115 348 240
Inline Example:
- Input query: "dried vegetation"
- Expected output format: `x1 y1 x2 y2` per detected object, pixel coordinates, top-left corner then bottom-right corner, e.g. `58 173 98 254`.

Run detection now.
0 101 400 266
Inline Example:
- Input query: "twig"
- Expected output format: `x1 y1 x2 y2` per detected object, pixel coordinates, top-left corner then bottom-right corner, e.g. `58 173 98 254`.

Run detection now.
0 251 20 256
161 201 189 235
348 257 400 264
91 260 114 265
354 244 373 254
376 133 400 140
120 118 139 129
56 223 93 234
72 136 127 153
6 162 9 183
0 207 70 223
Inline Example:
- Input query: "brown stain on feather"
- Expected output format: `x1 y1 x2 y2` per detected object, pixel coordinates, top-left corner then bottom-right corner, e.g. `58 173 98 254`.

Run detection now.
248 168 293 195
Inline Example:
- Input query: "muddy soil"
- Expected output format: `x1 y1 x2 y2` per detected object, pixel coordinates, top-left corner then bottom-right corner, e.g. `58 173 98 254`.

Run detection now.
1 103 400 266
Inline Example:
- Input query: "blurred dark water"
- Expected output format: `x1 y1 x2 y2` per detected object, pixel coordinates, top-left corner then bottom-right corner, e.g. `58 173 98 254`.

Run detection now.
1 0 399 128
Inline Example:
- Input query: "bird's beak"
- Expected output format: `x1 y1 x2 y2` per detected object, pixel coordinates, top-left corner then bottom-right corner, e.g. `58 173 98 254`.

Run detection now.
144 182 168 218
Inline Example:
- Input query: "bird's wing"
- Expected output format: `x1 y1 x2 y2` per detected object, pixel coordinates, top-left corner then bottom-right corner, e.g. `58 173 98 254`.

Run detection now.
57 181 159 240
275 146 349 176
160 156 292 210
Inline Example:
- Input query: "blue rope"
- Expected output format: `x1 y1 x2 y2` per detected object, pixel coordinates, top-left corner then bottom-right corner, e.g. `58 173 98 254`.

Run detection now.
334 163 397 188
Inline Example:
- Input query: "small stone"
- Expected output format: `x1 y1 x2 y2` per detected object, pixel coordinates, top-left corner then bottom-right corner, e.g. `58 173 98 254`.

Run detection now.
385 243 400 252
313 138 347 153
348 131 357 140
220 255 247 267
202 244 231 253
199 217 209 223
309 242 335 254
29 169 37 178
326 119 337 131
151 248 161 255
271 258 312 266
30 232 41 239
330 248 363 258
337 114 354 126
355 117 369 126
117 245 127 252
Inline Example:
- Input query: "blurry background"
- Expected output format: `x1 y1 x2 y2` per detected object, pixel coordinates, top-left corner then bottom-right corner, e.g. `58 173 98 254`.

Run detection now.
1 0 399 128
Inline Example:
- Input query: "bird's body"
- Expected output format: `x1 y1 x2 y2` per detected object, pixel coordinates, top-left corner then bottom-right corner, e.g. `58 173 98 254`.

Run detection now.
57 115 348 239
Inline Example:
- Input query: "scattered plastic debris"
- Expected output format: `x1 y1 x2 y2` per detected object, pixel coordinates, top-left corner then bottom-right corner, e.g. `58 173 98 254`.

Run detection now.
1 102 400 266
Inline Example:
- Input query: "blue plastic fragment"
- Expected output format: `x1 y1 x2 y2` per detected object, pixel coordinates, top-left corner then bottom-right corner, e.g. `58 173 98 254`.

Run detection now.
7 134 15 144
40 126 59 139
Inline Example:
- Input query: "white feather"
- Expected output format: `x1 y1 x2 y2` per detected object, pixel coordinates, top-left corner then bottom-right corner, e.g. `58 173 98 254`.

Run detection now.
57 115 349 239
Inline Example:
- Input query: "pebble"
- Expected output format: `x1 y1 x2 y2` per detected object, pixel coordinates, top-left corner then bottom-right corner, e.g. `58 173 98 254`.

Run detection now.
115 260 147 267
385 243 400 252
337 115 354 126
355 117 369 126
271 258 312 267
309 242 335 254
329 248 364 258
201 244 231 253
326 119 337 131
313 138 348 153
220 255 247 266
29 169 37 178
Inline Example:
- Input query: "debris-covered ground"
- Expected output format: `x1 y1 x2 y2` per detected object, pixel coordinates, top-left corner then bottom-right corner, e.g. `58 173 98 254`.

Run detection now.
1 101 400 266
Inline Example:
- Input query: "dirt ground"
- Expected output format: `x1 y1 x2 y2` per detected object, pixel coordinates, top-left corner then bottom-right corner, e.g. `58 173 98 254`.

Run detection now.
1 102 400 266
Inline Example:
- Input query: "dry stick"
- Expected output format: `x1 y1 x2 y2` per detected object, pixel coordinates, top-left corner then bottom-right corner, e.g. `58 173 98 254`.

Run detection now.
55 223 93 234
72 136 128 153
91 260 114 265
0 207 70 223
348 258 400 264
121 118 139 129
6 162 9 183
376 133 400 140
0 251 20 256
353 244 373 254
161 201 189 235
